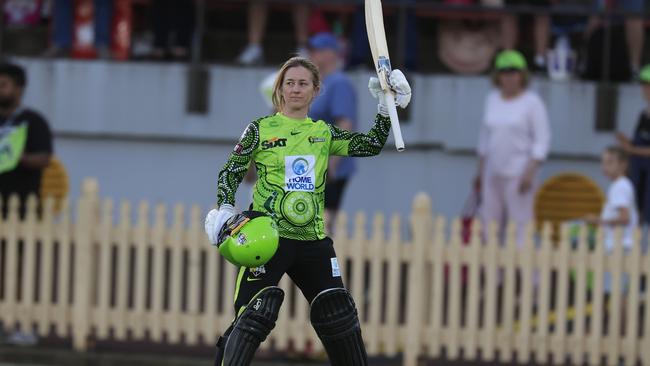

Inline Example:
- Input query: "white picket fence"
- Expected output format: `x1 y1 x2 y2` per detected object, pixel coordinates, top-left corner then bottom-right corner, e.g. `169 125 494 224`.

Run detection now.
0 178 648 366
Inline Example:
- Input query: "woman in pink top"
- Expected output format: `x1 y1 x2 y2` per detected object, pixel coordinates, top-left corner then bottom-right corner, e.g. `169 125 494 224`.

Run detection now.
475 50 551 245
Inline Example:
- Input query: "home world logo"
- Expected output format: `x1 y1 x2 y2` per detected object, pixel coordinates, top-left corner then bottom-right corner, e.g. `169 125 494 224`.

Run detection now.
285 155 315 192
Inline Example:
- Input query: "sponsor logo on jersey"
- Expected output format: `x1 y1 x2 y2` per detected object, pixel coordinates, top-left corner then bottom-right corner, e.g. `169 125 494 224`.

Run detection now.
331 258 341 277
237 232 247 245
261 137 287 150
290 129 302 135
285 155 315 192
309 137 325 143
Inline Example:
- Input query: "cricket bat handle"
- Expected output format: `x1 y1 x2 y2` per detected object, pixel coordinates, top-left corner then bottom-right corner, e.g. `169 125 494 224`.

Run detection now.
383 89 405 152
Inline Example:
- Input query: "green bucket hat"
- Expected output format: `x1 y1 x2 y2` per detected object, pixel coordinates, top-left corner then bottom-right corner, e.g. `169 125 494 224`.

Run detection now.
494 50 528 71
640 64 650 83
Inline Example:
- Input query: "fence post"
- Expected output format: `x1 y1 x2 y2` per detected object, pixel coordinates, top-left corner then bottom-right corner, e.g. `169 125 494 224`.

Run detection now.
405 193 432 366
72 178 99 351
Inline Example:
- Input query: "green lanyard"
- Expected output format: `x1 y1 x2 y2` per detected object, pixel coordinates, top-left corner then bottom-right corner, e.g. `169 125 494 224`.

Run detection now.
0 109 28 174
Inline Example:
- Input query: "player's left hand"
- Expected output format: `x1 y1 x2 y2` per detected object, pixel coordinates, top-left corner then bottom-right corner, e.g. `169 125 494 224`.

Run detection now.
204 204 235 245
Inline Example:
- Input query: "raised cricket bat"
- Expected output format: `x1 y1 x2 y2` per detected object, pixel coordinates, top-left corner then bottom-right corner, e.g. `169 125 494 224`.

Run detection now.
365 0 405 152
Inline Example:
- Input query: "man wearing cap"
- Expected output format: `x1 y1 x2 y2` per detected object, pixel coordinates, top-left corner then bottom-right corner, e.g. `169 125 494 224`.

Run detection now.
475 50 551 245
616 65 650 234
307 32 358 233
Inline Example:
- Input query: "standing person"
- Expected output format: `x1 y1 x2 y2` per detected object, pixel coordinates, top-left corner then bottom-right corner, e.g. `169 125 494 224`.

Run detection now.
236 1 310 66
149 0 195 61
43 0 113 58
499 0 554 71
307 32 357 233
0 62 53 219
583 146 637 296
204 57 411 365
475 50 551 245
616 65 650 230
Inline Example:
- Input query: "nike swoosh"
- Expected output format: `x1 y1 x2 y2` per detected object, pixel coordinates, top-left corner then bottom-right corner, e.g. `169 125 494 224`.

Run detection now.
246 277 262 282
290 131 301 135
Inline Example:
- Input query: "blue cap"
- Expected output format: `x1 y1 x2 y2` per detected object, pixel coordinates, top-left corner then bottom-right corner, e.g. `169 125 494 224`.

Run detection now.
308 32 341 53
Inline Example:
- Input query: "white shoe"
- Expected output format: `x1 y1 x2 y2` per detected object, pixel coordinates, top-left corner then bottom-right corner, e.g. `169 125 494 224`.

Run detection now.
6 331 37 346
237 44 263 66
295 46 308 58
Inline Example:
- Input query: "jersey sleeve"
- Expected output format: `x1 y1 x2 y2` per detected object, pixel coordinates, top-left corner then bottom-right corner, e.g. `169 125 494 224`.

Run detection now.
328 114 391 157
216 121 260 206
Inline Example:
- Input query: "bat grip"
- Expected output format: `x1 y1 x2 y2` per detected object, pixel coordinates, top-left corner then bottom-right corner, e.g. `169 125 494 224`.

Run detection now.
383 90 405 152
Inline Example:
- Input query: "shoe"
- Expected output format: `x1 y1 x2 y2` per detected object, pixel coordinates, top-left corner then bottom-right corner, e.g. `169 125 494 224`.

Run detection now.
630 65 640 82
236 44 263 66
295 46 308 58
170 47 189 62
42 46 70 58
533 54 547 74
6 331 38 346
96 46 112 60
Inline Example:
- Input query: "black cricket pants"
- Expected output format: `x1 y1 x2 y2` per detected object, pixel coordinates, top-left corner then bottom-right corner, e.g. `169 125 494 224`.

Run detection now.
232 236 344 315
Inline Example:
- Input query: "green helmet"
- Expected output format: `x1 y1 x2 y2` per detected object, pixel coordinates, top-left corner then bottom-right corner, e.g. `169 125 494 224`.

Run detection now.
217 211 279 268
494 49 527 71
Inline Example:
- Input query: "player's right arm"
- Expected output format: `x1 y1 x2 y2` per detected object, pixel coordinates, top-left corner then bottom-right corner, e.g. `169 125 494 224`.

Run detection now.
216 121 260 207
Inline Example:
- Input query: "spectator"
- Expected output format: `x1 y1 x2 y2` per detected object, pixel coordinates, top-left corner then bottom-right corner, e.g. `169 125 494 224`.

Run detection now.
236 1 310 66
149 0 195 61
584 0 645 79
43 0 113 58
347 5 418 70
475 50 551 245
616 65 650 228
0 62 53 219
3 0 42 27
307 32 358 233
583 146 637 294
500 0 553 71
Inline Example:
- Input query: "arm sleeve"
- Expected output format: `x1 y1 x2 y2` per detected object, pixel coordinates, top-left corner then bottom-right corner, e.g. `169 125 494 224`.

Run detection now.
477 97 489 157
216 122 260 206
328 114 391 157
25 115 53 154
529 96 551 161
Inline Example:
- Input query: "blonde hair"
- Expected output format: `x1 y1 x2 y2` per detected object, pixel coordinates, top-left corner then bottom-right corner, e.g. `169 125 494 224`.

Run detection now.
271 57 321 111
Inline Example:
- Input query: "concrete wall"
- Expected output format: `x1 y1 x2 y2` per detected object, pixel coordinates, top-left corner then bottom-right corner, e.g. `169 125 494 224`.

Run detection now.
15 58 640 220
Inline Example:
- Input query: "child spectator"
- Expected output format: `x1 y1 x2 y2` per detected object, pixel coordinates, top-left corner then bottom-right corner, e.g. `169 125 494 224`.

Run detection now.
583 146 638 256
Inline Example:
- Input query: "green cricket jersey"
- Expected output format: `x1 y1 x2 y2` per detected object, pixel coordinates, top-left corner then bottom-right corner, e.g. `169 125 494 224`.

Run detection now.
217 112 391 241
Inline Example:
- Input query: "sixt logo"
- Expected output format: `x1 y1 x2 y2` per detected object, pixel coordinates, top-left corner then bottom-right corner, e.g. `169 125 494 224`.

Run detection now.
261 137 287 150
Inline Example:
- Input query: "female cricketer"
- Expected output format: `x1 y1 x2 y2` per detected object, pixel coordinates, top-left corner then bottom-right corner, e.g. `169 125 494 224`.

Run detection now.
204 56 411 366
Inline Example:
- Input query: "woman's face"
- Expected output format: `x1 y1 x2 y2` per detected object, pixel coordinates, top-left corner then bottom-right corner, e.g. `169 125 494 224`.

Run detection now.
641 83 650 103
497 70 524 96
281 66 318 112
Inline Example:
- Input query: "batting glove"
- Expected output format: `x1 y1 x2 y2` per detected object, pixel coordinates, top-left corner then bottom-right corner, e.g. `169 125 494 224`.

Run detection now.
368 69 412 116
204 204 235 245
389 70 411 108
